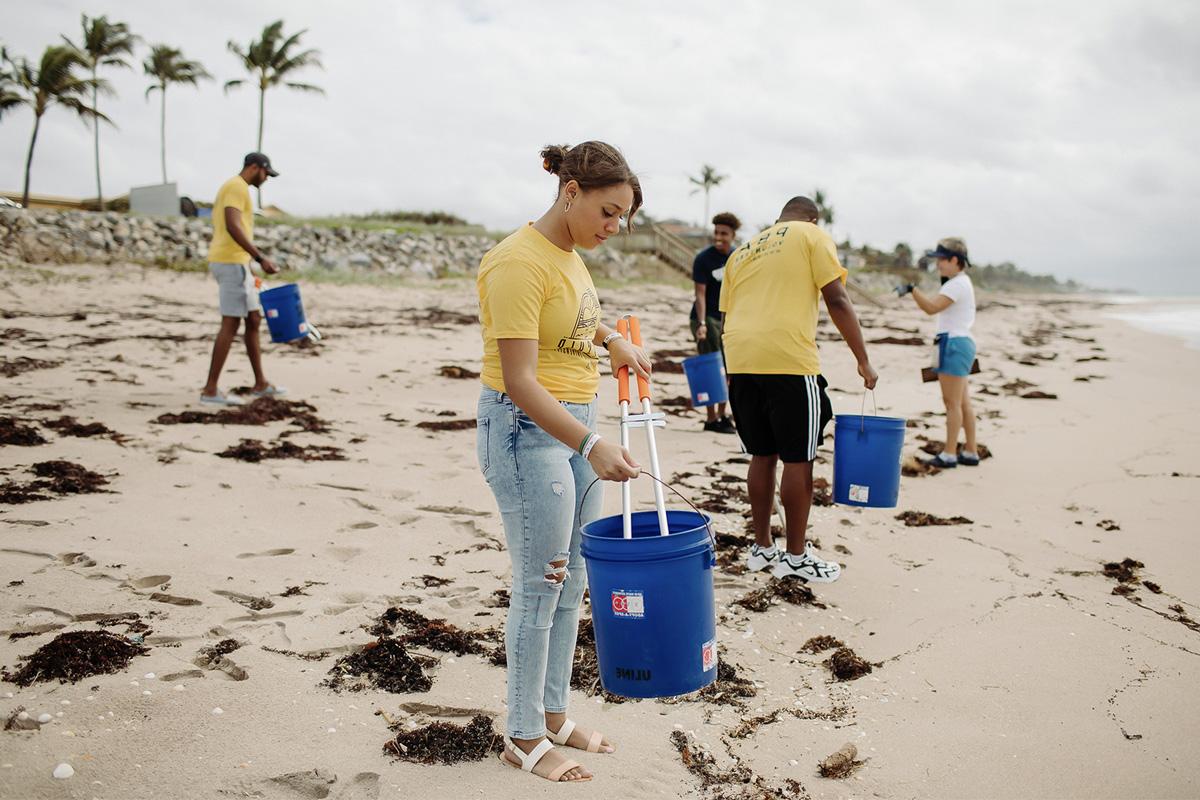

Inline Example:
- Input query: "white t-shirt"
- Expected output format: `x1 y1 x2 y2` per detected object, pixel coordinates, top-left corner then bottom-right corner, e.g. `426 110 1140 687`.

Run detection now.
936 273 975 338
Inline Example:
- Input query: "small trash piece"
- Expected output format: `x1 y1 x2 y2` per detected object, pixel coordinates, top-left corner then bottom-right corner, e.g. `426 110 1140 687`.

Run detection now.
52 763 74 779
818 742 862 779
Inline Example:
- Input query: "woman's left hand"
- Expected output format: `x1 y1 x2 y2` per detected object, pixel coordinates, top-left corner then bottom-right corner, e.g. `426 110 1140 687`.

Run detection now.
608 338 651 380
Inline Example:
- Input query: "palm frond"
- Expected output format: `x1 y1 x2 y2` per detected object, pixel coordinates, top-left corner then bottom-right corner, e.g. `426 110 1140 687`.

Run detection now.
283 81 324 94
223 78 245 93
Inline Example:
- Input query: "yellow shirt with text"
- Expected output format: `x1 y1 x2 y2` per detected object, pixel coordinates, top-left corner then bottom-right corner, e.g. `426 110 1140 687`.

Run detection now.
207 176 253 265
719 221 847 375
478 224 601 403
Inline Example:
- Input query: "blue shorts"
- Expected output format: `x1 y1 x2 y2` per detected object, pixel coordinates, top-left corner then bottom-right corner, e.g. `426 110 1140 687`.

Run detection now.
937 335 976 377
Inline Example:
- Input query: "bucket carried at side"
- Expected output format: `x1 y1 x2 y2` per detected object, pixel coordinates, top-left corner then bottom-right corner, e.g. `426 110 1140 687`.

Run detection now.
581 509 717 698
681 352 728 407
259 283 313 343
833 412 906 508
579 315 718 699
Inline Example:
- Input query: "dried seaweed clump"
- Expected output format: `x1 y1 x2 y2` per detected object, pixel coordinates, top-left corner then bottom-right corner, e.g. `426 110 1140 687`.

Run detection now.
826 647 873 681
799 635 844 654
733 579 827 612
369 607 498 656
2 630 148 686
323 639 433 694
384 714 502 764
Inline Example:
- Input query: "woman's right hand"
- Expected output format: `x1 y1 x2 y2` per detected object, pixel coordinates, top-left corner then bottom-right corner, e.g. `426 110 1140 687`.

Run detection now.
587 439 640 482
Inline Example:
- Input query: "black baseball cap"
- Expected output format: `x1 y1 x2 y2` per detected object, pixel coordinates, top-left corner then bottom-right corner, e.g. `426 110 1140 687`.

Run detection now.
244 152 279 177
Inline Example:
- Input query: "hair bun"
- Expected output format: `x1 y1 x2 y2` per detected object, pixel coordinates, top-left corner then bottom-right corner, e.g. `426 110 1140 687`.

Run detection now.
539 144 569 176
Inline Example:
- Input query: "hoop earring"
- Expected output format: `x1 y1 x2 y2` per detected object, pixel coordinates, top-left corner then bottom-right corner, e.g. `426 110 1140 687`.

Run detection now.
564 200 572 214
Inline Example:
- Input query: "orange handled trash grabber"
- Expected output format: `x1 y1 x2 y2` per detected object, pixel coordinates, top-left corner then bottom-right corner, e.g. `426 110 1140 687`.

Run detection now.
616 318 633 539
612 315 670 538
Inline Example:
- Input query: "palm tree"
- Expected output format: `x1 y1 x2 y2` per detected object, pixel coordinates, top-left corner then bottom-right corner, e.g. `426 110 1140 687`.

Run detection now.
1 48 26 121
225 20 323 206
66 15 138 211
688 164 727 228
143 45 210 185
5 46 107 208
812 188 835 230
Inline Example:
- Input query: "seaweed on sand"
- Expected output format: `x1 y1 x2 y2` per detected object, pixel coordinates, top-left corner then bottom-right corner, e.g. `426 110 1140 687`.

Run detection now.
323 639 434 694
2 630 148 686
383 714 502 764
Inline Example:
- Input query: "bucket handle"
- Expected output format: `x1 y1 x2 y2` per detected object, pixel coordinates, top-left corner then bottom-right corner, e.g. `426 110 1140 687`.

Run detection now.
859 390 878 432
578 472 717 554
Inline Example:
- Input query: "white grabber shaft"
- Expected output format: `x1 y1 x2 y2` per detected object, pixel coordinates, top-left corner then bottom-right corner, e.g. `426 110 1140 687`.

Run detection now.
616 318 633 539
628 316 670 537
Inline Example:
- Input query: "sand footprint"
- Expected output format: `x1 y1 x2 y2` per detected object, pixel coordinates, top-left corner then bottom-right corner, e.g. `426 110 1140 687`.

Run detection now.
149 592 203 606
123 574 171 590
324 545 363 563
236 548 296 559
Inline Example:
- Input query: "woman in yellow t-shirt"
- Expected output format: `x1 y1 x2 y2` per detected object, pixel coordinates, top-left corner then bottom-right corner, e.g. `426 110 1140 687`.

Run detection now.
477 142 650 783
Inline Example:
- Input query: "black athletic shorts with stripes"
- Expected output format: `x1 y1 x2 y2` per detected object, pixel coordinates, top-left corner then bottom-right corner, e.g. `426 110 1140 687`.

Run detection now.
729 374 833 463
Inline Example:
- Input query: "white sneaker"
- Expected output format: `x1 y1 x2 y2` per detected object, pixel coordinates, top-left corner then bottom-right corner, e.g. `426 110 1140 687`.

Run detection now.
771 543 841 583
746 542 780 572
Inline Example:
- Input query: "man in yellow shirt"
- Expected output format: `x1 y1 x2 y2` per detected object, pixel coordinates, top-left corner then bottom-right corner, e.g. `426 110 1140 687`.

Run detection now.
200 153 282 406
720 196 878 582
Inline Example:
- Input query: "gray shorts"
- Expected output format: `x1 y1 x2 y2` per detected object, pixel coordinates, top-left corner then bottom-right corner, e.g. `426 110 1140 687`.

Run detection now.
209 262 262 318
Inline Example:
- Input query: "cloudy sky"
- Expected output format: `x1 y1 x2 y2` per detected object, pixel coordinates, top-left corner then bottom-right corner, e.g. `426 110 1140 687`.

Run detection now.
3 0 1198 291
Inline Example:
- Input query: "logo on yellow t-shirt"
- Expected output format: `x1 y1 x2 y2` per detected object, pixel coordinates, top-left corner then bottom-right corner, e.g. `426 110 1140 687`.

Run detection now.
557 288 599 360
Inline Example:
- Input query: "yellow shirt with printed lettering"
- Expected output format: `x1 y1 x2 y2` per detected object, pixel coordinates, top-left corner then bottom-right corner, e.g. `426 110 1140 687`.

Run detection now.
478 224 601 403
207 176 254 265
719 221 847 375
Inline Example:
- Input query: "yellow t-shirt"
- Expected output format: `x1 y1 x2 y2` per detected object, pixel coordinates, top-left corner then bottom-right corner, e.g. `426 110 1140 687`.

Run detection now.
719 221 847 375
478 224 601 403
207 176 253 265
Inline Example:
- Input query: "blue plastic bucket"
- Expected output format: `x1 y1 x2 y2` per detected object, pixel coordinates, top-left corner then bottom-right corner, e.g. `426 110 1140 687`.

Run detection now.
833 414 906 508
681 352 728 407
580 510 718 698
259 283 309 343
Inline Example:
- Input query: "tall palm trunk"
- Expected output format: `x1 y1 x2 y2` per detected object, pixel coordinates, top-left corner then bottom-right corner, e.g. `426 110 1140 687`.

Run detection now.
92 70 103 211
22 113 42 209
703 191 710 228
159 86 168 184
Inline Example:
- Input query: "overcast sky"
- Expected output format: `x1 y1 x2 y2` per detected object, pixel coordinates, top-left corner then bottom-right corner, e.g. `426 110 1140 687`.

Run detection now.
3 0 1198 291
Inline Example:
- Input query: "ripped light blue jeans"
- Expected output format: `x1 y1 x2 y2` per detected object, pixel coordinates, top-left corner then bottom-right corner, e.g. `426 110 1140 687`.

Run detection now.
476 387 603 739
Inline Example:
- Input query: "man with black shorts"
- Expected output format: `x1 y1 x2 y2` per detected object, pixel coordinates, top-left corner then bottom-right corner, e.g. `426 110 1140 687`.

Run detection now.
720 196 878 581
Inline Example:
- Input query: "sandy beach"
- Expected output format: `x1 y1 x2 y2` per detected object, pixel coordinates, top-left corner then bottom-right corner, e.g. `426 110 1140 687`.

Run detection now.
1 262 1198 799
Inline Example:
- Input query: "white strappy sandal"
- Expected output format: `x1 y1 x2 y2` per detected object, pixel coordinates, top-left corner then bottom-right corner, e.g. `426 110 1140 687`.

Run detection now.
547 718 608 753
499 735 590 783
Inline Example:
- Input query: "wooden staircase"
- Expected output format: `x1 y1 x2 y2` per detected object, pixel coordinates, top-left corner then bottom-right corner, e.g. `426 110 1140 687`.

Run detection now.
610 221 695 276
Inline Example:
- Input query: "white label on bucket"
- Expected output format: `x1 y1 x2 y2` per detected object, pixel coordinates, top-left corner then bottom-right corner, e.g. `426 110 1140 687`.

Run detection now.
611 590 644 619
267 309 279 319
702 638 718 672
697 392 710 403
298 322 308 333
849 484 870 503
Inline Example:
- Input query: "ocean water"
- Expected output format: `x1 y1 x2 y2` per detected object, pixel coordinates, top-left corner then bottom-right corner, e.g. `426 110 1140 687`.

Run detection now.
1106 298 1200 350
